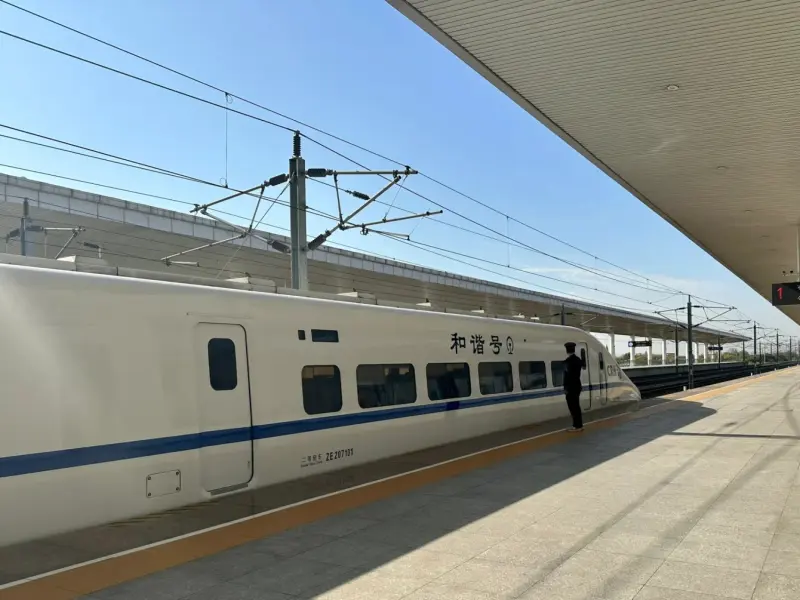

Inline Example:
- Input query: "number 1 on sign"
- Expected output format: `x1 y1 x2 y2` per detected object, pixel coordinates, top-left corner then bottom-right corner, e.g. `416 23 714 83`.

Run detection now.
779 286 783 301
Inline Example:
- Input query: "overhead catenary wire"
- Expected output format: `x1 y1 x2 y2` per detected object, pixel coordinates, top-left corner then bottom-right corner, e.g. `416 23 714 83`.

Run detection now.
0 123 759 323
384 235 678 310
5 7 778 329
0 0 682 295
5 181 658 310
0 132 202 183
0 8 778 327
0 125 676 308
0 19 685 297
0 199 446 299
0 159 682 317
0 208 250 278
0 198 686 322
0 126 338 221
300 133 686 296
0 162 456 272
0 29 296 136
1 188 762 337
307 177 677 295
0 166 667 315
0 202 604 312
0 160 603 303
3 160 744 329
0 125 674 305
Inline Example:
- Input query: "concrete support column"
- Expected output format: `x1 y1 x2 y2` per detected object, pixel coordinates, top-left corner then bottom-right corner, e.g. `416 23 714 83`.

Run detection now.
630 336 636 367
647 338 653 365
662 339 669 365
609 332 615 358
702 343 707 364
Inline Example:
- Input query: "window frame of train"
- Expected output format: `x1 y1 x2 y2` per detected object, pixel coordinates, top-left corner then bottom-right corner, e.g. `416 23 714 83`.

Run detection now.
519 360 547 390
426 362 472 401
207 337 238 391
356 363 417 408
478 361 514 395
550 360 565 388
301 365 343 415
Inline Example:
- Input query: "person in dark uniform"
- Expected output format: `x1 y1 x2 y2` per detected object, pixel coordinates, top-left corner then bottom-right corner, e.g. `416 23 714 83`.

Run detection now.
563 342 584 431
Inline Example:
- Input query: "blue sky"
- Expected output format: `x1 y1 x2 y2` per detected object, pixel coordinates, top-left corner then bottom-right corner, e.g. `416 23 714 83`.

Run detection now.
1 0 798 345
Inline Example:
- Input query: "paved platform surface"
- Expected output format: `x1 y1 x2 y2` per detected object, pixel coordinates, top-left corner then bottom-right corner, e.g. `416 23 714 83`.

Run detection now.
13 369 800 600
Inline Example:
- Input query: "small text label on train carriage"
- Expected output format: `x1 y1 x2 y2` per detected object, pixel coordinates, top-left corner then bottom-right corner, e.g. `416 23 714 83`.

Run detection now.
300 454 324 468
451 333 513 355
325 448 353 462
301 448 354 468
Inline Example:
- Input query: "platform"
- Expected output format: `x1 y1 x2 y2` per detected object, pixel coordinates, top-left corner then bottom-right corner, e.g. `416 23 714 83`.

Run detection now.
4 368 800 600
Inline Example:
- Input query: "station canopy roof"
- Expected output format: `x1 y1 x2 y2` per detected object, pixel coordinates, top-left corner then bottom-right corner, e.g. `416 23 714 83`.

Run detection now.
388 0 800 325
0 171 746 344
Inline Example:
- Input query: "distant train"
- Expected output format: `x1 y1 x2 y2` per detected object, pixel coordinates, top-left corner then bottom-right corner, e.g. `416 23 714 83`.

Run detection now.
0 257 640 547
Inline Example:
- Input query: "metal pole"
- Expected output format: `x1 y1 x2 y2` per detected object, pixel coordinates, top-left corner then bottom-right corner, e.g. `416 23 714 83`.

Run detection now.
776 332 780 362
630 336 636 368
674 326 679 372
289 131 308 290
687 296 694 389
54 229 82 259
718 335 721 369
753 323 757 362
19 198 28 256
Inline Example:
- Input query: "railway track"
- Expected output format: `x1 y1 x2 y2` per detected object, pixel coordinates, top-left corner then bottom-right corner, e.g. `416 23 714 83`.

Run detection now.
627 361 798 399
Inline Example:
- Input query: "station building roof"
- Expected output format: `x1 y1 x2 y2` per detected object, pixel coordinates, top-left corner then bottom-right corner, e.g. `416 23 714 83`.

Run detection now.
388 0 800 326
0 171 746 344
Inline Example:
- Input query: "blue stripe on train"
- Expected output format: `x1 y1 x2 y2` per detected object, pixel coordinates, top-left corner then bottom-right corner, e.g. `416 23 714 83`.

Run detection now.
0 382 631 478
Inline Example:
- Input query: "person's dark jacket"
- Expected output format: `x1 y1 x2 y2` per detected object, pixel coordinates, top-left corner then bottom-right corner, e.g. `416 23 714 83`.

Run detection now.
563 353 584 393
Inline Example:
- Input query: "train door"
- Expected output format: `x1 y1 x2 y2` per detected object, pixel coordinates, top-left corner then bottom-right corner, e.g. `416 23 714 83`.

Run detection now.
194 323 253 494
578 342 591 410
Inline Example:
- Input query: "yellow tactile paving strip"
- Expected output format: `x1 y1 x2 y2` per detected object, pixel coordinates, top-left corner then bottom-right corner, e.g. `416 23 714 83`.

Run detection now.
2 367 795 600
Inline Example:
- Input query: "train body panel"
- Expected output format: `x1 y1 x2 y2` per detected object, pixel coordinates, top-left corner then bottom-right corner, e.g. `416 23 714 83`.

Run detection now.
0 262 639 547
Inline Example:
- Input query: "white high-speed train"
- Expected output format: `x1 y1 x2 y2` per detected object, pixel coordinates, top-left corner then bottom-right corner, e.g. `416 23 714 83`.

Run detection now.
0 257 639 547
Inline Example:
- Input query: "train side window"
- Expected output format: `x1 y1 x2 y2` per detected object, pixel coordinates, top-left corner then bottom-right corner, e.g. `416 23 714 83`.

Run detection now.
519 361 547 390
550 361 564 388
357 364 417 408
478 362 513 395
599 353 605 372
302 365 343 414
580 348 587 367
207 338 237 391
426 363 471 400
311 329 339 343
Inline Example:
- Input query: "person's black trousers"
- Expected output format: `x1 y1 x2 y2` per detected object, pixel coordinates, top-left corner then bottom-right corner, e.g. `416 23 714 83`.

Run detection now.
565 389 583 429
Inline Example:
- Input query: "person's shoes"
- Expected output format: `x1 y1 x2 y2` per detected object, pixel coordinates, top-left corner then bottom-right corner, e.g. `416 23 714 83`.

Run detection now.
567 427 584 432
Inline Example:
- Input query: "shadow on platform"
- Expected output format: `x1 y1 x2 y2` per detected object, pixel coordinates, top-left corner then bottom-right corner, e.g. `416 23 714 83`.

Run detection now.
0 397 717 589
175 391 795 600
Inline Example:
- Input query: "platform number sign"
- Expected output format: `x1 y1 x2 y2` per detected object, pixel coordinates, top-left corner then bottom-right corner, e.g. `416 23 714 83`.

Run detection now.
451 333 513 355
771 282 800 306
